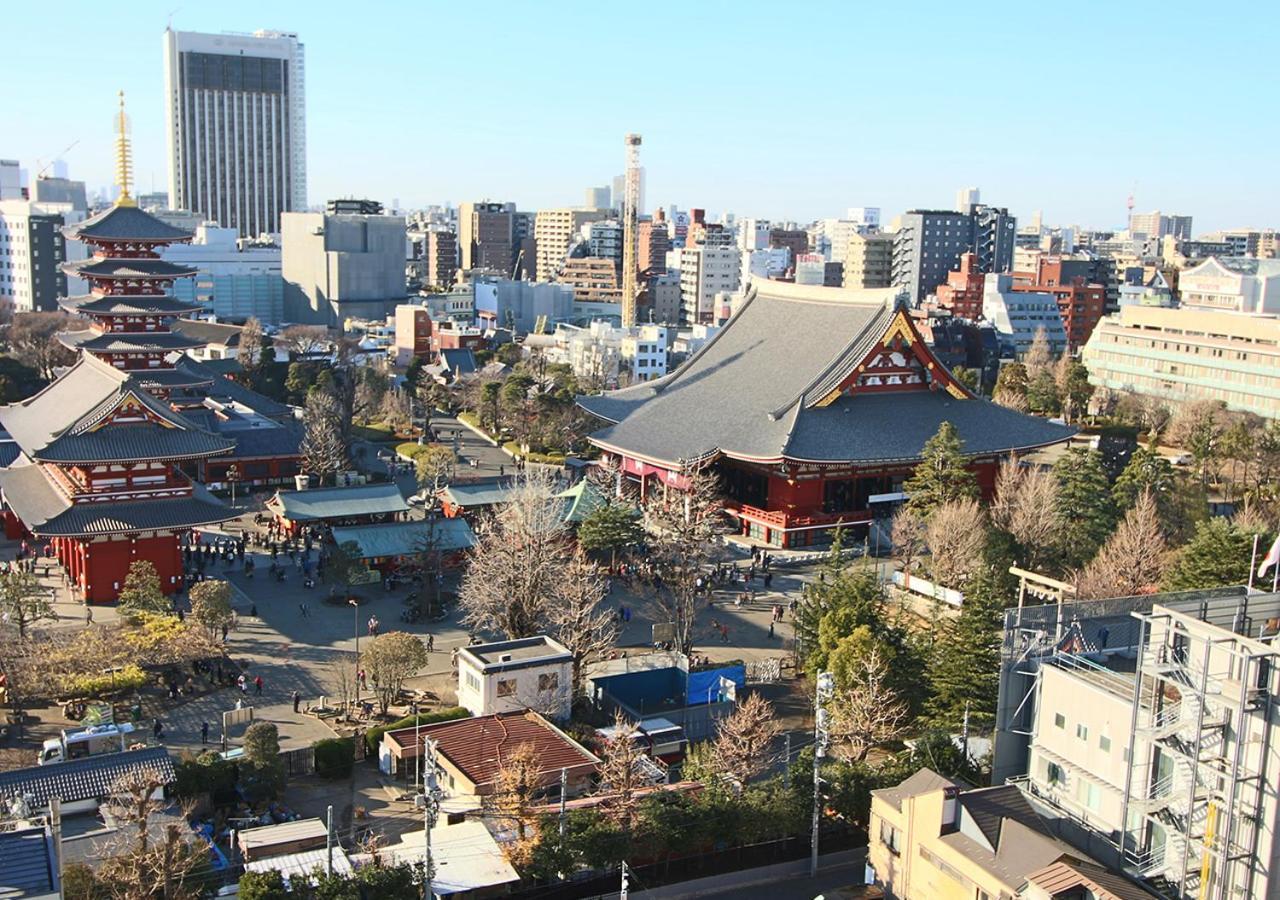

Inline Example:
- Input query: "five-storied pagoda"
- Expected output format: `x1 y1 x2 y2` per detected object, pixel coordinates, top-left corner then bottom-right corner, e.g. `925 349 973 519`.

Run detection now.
0 94 235 602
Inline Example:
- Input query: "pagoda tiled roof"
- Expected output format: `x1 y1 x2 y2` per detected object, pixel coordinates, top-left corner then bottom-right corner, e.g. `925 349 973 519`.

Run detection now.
62 204 193 244
580 280 1073 466
61 257 197 279
59 294 203 316
58 330 203 353
170 318 243 347
0 355 234 463
0 463 233 537
133 368 217 390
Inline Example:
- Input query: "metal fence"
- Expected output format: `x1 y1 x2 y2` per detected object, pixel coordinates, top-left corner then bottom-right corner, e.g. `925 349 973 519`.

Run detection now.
280 746 315 779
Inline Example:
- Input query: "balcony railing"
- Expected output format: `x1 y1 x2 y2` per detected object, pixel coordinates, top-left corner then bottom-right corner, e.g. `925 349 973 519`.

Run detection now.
724 502 873 530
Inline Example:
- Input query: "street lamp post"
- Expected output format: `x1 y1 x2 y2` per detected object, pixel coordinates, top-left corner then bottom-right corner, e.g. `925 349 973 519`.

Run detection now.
811 671 834 877
227 465 241 509
422 738 441 900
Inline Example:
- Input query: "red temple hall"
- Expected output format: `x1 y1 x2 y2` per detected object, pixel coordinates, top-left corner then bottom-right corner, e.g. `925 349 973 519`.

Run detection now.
580 280 1072 548
0 354 235 602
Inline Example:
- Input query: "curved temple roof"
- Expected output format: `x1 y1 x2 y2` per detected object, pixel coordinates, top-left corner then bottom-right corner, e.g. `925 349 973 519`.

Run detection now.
62 205 194 244
59 294 203 317
580 280 1073 466
0 355 234 464
61 258 198 280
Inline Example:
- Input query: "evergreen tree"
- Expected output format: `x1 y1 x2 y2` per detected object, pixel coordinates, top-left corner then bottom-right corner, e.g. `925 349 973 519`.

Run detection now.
993 361 1029 412
926 562 1005 729
1112 446 1178 532
117 560 169 620
1164 518 1263 591
903 422 978 519
577 501 644 567
1053 447 1115 569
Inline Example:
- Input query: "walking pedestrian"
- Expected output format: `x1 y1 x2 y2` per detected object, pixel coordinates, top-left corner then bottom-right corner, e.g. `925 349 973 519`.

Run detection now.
254 674 263 696
292 690 301 713
427 633 435 653
221 622 228 641
200 721 209 744
769 621 775 639
85 606 93 625
153 718 164 740
237 674 247 694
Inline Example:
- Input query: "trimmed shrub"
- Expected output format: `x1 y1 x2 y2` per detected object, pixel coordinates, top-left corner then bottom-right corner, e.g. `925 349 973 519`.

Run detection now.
62 664 148 698
174 751 238 803
363 706 469 758
313 737 354 780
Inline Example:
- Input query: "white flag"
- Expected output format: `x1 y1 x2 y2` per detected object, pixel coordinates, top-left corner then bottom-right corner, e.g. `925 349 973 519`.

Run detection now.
1258 533 1280 579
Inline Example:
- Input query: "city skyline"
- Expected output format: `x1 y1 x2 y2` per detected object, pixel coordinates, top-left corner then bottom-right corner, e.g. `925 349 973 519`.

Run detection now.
7 0 1279 232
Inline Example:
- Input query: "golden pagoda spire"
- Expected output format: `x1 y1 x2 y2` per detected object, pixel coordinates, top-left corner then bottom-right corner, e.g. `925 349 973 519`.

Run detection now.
114 90 135 207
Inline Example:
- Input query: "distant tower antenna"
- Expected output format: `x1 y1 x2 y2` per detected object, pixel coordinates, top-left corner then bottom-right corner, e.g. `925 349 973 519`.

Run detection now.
114 91 136 207
1126 182 1136 221
621 133 642 328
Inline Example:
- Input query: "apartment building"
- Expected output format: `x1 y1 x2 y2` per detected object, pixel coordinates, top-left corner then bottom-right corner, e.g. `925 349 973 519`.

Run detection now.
0 199 86 313
637 218 671 273
558 257 622 305
841 231 894 289
534 207 608 280
1012 257 1107 353
994 587 1280 900
458 201 516 274
678 244 741 325
1081 305 1280 419
892 210 973 304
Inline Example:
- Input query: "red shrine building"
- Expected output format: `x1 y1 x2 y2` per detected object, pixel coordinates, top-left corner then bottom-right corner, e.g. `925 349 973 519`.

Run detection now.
579 280 1073 548
0 354 236 602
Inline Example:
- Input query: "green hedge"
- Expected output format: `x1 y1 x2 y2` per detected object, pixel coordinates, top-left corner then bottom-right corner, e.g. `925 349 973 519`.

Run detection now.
363 707 469 757
62 665 148 698
353 423 400 443
395 442 429 461
502 442 566 465
313 737 355 779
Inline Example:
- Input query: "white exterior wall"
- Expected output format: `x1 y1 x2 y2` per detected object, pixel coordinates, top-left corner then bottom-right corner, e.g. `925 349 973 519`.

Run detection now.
982 273 1068 356
456 656 572 720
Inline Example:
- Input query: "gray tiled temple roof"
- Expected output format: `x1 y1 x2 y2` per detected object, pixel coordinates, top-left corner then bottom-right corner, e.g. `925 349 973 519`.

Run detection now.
57 330 203 353
59 294 202 316
0 464 233 536
0 747 175 808
133 368 217 390
582 280 1072 465
62 258 197 279
174 357 290 418
62 204 193 243
170 319 243 347
269 483 409 521
0 355 234 463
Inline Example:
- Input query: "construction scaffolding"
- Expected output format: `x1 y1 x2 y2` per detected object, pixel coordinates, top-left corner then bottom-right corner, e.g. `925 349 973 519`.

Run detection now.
994 587 1280 900
1118 594 1280 900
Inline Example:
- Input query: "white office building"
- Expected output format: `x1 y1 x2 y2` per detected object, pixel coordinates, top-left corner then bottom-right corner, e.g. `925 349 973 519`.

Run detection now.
982 272 1068 356
0 199 87 313
162 224 283 322
164 29 307 238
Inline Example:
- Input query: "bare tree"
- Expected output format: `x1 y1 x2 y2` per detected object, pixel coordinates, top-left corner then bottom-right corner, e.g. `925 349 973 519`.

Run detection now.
1075 490 1167 600
103 768 170 854
925 498 987 591
238 317 263 373
6 311 79 380
829 647 909 762
595 710 645 832
709 692 779 786
990 457 1062 571
645 466 729 656
458 469 568 638
278 324 330 360
489 742 542 842
891 508 926 587
0 570 54 639
549 547 621 700
300 390 347 485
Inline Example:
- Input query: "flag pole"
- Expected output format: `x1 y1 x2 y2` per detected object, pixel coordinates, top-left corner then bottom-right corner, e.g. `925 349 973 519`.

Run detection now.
1248 534 1260 593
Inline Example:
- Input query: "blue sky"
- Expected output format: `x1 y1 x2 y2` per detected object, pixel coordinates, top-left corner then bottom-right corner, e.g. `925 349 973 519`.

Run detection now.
9 0 1278 232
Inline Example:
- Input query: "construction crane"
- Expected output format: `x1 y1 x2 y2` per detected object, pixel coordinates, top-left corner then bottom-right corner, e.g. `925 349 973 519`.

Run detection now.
620 134 642 328
35 139 81 181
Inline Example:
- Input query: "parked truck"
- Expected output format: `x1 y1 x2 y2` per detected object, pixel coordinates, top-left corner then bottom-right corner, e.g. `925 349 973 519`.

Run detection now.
38 722 136 765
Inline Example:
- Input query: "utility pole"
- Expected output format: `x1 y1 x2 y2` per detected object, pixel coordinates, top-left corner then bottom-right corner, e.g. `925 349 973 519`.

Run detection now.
325 804 334 875
349 595 361 844
811 671 834 878
559 766 568 839
423 737 441 900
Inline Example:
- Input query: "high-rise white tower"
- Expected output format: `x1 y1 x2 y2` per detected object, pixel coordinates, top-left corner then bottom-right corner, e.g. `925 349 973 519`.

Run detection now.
163 29 307 238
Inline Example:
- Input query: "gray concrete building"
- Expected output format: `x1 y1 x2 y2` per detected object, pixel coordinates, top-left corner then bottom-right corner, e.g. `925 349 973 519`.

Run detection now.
282 209 406 325
893 206 1017 304
31 177 87 212
892 209 973 304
